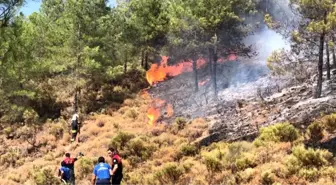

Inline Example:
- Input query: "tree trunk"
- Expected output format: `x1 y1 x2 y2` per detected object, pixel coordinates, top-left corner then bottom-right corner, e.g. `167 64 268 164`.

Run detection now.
208 48 213 77
193 58 199 92
141 49 144 68
332 37 336 69
213 48 218 98
326 38 330 80
124 51 128 74
144 51 149 70
315 32 325 98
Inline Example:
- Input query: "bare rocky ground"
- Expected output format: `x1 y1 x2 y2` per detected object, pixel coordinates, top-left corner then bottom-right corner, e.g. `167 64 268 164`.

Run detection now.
148 60 336 146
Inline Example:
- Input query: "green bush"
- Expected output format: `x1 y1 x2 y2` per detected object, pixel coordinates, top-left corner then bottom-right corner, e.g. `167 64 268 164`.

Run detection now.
235 153 257 171
320 114 336 133
23 108 39 124
292 145 332 168
3 126 15 139
175 117 187 130
203 153 222 173
254 122 299 146
227 141 253 161
125 137 156 163
110 132 135 151
261 170 276 185
154 163 184 184
124 108 138 120
236 168 255 184
76 157 94 179
180 144 199 156
0 148 21 167
286 145 333 176
48 124 64 140
306 122 324 143
31 167 62 185
298 168 319 182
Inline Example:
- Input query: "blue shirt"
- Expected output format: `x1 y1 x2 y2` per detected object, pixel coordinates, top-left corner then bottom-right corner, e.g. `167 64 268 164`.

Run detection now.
93 163 111 179
60 167 71 180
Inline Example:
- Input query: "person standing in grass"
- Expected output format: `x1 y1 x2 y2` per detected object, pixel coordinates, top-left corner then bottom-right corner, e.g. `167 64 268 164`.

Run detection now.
62 153 78 185
107 148 123 185
92 156 112 185
71 113 80 143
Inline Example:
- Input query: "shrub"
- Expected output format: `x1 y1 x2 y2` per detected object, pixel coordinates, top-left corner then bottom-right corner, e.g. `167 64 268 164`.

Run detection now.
0 148 21 167
203 153 222 173
298 168 319 182
124 108 138 120
48 124 64 140
320 114 336 133
236 168 255 184
31 167 61 185
96 120 105 127
154 163 184 184
175 117 187 130
254 122 299 146
261 170 276 185
3 126 15 139
23 109 39 124
292 145 332 168
76 157 93 179
43 153 55 161
227 141 253 161
235 153 257 171
110 132 135 151
286 145 333 175
306 122 324 143
125 137 156 163
320 166 336 179
180 144 199 157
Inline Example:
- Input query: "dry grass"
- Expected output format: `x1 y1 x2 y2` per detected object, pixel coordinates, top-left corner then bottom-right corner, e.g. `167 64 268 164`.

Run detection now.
2 95 336 185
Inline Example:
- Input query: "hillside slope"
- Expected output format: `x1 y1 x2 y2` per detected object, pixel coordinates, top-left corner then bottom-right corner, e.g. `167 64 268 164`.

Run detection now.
1 91 336 185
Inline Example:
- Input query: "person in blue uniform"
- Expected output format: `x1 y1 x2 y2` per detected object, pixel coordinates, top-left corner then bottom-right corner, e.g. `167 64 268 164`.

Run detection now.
92 156 112 185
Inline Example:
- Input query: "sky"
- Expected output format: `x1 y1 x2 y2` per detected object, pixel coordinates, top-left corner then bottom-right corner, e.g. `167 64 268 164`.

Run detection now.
20 0 41 16
20 0 116 16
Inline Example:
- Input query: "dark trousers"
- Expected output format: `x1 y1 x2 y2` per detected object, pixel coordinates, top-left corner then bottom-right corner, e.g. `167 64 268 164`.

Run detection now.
71 132 77 142
96 179 111 185
69 170 75 185
112 175 123 185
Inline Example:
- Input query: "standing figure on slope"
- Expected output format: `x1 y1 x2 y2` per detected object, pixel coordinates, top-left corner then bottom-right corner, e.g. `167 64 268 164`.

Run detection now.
71 113 80 143
108 148 123 185
62 153 78 185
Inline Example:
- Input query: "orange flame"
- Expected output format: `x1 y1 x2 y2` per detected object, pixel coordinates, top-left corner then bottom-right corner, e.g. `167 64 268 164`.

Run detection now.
146 97 175 125
147 98 166 125
146 56 207 85
147 107 161 126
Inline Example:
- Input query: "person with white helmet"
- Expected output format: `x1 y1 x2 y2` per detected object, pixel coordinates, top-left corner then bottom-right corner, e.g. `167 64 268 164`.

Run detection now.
71 113 80 143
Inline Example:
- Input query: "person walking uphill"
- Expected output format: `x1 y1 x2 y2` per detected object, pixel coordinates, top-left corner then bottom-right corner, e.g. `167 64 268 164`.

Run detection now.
62 153 78 185
92 156 112 185
108 148 123 185
71 113 80 143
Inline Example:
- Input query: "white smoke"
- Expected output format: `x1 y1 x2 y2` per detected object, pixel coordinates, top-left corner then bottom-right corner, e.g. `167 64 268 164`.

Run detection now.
245 25 290 62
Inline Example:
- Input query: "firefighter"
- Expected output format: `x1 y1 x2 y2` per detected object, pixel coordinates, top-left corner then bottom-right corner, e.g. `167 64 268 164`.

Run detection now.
71 113 80 143
92 156 112 185
107 148 123 185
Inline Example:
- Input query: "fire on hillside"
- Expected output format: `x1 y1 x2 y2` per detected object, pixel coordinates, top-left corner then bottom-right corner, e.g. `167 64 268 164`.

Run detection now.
145 54 237 125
